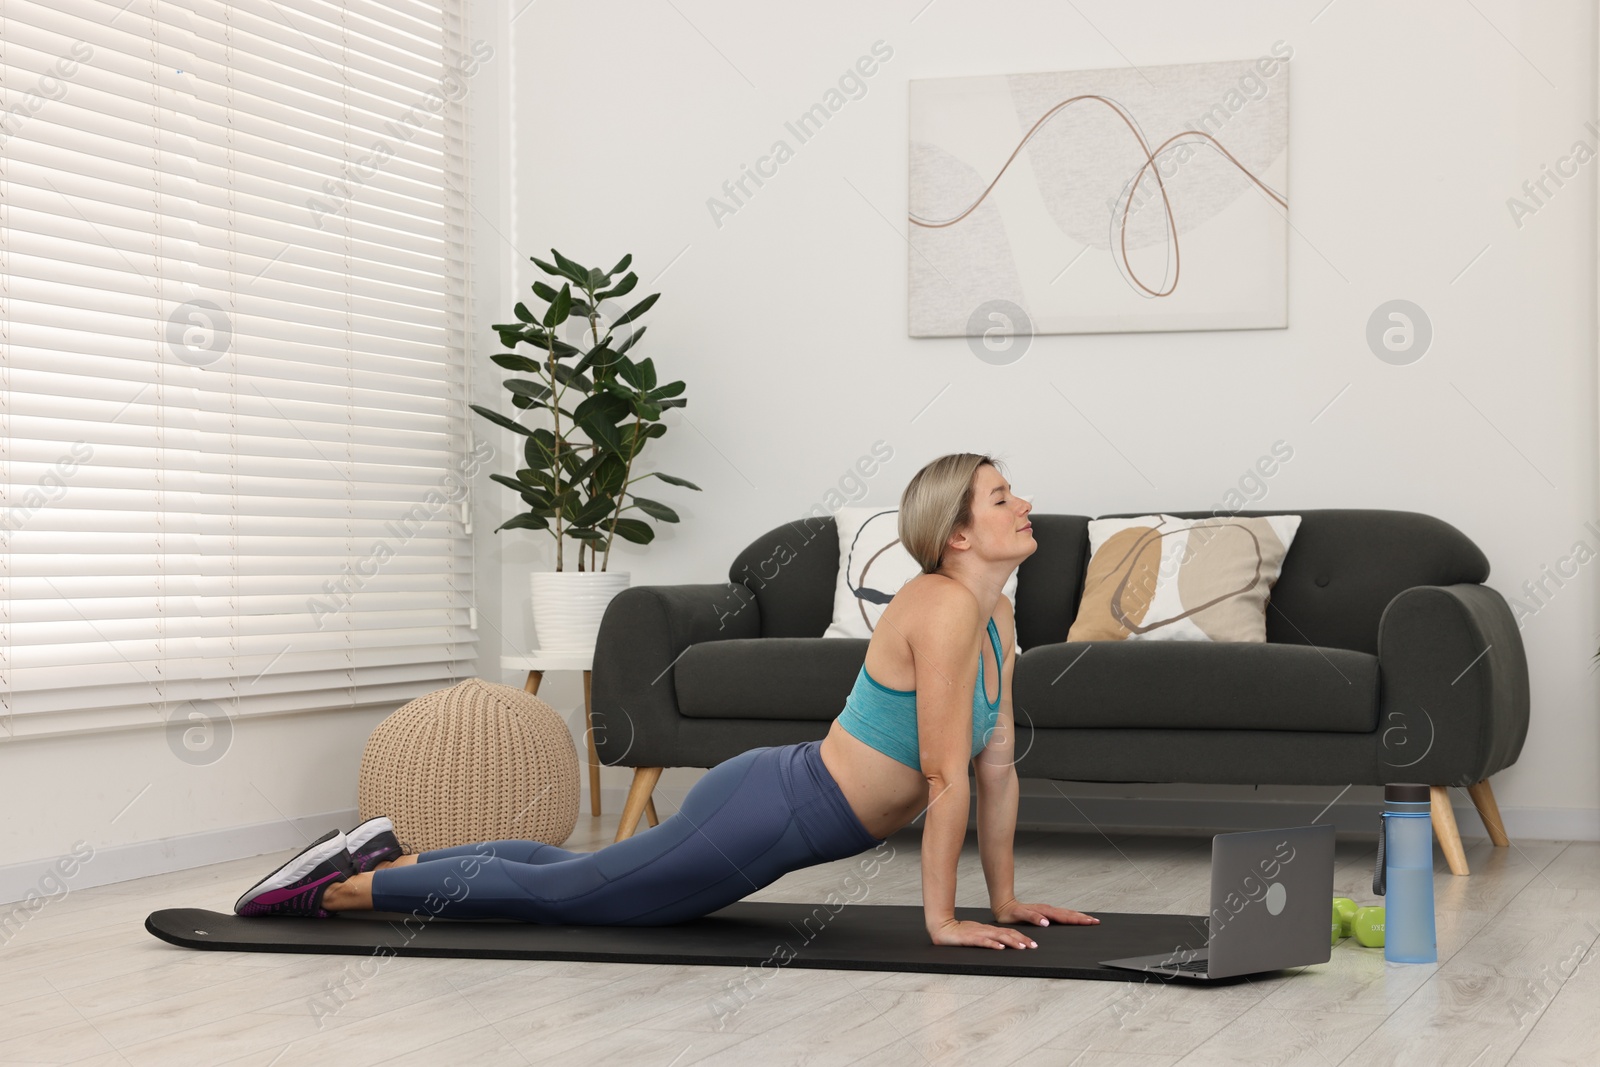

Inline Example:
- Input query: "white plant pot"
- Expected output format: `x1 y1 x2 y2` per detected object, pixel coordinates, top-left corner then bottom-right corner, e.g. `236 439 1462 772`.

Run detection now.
530 570 631 651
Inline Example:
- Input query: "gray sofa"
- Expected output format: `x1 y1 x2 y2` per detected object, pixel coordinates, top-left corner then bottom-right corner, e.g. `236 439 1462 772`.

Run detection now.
592 508 1530 873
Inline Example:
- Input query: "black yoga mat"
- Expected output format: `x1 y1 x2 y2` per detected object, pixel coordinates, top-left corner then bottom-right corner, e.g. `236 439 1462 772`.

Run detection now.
147 902 1238 982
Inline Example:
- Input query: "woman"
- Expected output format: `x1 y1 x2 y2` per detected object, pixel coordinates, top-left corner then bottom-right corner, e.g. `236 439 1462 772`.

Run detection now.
235 452 1099 949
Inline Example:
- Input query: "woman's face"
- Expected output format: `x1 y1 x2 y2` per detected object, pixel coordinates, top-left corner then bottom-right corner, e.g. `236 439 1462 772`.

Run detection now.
950 465 1035 565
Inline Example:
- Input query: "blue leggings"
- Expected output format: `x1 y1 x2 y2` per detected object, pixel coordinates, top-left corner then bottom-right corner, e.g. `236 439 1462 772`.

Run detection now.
368 740 885 925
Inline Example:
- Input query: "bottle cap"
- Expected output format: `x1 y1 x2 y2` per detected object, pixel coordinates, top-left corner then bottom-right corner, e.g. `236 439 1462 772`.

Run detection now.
1384 783 1430 803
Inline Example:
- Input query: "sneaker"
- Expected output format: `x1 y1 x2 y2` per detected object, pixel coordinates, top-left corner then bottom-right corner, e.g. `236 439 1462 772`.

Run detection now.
234 830 353 917
346 815 403 873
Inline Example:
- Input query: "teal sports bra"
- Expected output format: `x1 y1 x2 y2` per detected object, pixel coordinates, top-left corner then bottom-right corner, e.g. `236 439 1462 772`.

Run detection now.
835 617 1004 773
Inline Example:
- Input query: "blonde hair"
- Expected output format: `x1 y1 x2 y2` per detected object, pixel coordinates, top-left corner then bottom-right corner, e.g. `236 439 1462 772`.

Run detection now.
898 453 1005 573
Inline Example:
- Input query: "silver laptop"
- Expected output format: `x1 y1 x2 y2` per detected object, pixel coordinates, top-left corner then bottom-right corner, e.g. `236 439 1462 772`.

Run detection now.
1100 823 1335 980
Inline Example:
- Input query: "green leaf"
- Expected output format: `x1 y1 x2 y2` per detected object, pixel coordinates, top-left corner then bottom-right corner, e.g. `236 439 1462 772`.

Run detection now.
470 402 532 437
616 325 647 355
488 319 544 339
597 272 637 301
543 283 572 329
571 496 615 526
489 473 551 508
564 527 608 541
649 471 702 490
613 356 643 391
576 344 619 378
611 292 659 328
551 248 591 282
517 465 556 489
490 353 546 375
629 395 662 421
524 429 558 467
629 497 679 522
578 413 623 452
648 380 685 400
560 450 605 482
634 357 658 391
504 378 552 402
594 455 629 496
608 517 655 544
513 301 537 323
657 397 687 409
534 253 589 288
609 253 633 277
550 362 591 391
574 392 631 426
496 513 550 533
531 280 562 305
587 267 606 289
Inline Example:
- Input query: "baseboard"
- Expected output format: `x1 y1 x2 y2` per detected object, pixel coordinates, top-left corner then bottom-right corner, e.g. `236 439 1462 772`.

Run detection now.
0 807 359 909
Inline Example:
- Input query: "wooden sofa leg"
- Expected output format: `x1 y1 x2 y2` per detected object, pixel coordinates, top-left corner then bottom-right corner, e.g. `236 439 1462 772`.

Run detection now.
1466 779 1510 847
615 767 663 842
1430 785 1470 876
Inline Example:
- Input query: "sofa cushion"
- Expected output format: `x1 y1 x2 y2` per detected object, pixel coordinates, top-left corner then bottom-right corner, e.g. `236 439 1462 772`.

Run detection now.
1013 641 1379 732
823 505 1020 646
676 636 1379 734
1067 513 1302 643
675 638 869 721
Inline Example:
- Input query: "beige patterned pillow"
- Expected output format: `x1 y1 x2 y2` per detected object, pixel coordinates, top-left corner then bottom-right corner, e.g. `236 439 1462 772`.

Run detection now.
1066 514 1302 642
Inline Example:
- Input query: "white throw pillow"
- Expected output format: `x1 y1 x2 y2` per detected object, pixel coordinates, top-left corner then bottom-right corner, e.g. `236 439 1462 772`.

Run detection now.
1066 513 1302 642
823 505 1021 651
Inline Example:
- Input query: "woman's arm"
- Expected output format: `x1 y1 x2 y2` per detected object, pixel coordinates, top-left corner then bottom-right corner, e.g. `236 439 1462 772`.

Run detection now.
974 599 1019 914
976 597 1102 932
912 587 980 939
910 582 1040 950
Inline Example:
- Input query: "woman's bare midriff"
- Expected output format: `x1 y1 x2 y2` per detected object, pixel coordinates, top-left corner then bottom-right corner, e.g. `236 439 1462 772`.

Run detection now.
818 724 929 840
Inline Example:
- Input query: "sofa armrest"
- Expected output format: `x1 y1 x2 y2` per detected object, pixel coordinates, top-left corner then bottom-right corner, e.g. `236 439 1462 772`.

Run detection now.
590 581 760 768
1376 583 1530 785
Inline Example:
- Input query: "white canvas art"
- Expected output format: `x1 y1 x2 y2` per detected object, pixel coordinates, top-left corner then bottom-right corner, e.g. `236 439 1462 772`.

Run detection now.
908 55 1289 337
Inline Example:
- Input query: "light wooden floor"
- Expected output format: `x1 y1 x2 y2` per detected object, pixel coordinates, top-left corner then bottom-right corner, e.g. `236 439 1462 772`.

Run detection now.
1 815 1596 1066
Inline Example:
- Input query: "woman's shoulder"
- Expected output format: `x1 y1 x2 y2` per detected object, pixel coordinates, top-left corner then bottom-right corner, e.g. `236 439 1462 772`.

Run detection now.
895 572 976 613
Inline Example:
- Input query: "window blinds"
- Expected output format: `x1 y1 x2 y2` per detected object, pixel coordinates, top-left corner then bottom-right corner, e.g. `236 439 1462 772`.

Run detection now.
0 0 479 739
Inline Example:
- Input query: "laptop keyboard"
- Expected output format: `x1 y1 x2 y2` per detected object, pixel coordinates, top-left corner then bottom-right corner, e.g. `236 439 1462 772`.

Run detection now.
1166 958 1209 974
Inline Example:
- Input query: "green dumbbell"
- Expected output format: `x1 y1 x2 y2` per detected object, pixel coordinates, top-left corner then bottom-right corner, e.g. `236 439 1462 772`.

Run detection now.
1331 914 1342 945
1332 897 1359 938
1352 905 1385 947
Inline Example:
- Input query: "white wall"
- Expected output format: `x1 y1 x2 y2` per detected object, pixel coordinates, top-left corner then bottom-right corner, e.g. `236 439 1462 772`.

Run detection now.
3 0 1595 903
500 0 1598 836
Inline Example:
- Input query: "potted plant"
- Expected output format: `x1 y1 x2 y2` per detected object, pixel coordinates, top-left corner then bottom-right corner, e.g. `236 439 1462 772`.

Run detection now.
472 249 700 650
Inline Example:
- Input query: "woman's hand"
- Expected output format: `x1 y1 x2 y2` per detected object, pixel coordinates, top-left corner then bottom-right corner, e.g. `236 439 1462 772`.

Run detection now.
927 917 1040 950
991 897 1101 927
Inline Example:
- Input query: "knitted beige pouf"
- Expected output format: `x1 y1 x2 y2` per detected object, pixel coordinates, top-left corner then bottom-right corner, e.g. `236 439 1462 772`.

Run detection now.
357 678 579 854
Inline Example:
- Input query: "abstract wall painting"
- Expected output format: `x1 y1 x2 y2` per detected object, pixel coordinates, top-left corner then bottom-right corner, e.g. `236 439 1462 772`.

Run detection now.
909 55 1289 337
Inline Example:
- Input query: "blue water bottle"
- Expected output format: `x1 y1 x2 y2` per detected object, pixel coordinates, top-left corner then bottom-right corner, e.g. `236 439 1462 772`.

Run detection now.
1373 783 1437 963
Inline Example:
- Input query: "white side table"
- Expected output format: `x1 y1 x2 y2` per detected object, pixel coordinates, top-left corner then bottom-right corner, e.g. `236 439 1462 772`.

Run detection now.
501 650 658 828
